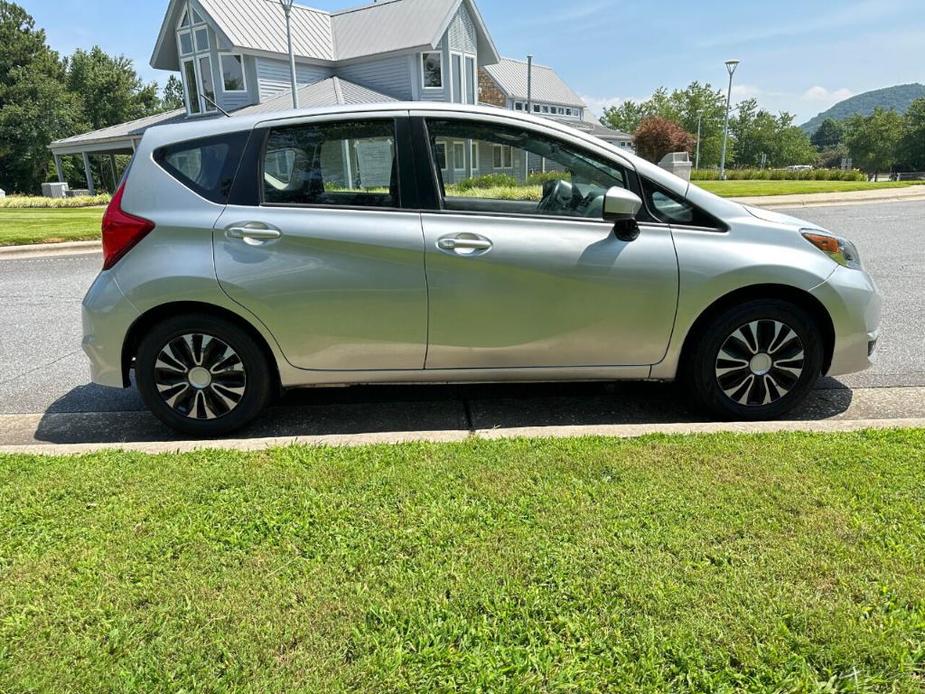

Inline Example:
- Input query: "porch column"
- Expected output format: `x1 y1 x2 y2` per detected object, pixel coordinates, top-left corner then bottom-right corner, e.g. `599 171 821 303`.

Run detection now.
53 154 65 183
81 151 96 195
109 154 119 190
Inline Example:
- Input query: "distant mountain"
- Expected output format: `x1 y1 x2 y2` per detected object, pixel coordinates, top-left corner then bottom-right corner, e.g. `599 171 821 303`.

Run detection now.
801 83 925 134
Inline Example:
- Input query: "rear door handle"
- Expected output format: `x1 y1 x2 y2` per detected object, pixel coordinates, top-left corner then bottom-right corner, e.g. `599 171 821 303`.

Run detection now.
225 225 282 243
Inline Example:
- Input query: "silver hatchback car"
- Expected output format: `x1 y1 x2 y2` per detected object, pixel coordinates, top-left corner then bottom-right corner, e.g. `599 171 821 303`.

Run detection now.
83 103 880 436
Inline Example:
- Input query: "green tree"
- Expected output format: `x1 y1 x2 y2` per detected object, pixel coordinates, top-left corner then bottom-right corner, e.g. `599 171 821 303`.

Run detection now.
811 118 845 150
730 100 815 167
600 82 727 167
897 98 925 170
845 108 903 180
0 1 84 193
162 74 185 111
65 46 159 130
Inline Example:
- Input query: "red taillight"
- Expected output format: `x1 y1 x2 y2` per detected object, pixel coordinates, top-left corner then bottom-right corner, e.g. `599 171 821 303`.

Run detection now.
101 183 155 271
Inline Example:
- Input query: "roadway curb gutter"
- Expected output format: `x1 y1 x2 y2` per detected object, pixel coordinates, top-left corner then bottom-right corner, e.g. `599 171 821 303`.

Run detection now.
0 240 101 260
1 417 923 456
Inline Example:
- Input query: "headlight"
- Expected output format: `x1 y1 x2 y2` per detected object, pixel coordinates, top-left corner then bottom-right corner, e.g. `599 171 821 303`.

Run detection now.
801 230 863 270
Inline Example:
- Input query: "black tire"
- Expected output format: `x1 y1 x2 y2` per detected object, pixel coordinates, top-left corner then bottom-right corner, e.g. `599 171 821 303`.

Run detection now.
135 313 273 437
683 299 824 421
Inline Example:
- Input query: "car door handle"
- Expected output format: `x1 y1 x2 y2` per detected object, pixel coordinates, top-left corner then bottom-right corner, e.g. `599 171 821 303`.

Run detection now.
226 226 282 243
437 236 493 252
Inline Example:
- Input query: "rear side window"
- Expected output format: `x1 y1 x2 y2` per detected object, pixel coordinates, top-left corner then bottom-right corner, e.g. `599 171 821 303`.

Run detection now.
154 131 249 204
261 119 398 208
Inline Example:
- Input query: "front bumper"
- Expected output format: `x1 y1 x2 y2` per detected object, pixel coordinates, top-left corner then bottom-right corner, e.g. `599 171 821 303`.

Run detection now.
811 265 881 377
82 271 140 388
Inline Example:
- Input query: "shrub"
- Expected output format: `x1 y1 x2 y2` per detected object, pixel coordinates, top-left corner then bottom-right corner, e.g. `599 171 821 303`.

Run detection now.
455 173 518 191
527 170 570 186
0 194 112 209
690 168 865 182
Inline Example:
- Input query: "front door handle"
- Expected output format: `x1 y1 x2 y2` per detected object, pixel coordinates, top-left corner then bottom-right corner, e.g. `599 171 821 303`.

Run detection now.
437 234 493 254
225 224 282 244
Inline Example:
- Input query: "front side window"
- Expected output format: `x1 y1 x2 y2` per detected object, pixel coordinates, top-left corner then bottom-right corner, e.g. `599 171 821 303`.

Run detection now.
422 52 443 89
262 120 398 209
427 119 630 221
221 54 246 92
640 177 721 229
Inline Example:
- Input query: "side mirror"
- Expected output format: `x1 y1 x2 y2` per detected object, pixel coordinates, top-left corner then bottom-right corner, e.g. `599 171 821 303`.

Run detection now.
602 187 643 242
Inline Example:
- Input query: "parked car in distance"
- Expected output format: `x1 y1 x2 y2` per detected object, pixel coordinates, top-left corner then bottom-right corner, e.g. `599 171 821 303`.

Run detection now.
83 103 881 436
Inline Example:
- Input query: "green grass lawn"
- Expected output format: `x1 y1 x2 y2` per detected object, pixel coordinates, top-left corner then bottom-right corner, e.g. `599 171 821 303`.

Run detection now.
697 179 925 197
2 431 924 692
0 207 104 246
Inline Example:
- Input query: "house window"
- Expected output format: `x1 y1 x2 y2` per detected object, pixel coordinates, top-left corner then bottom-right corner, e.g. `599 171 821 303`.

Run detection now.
465 55 476 105
492 144 512 169
183 59 201 115
453 142 465 171
422 52 443 89
566 108 572 116
220 54 246 92
514 102 524 111
451 53 462 103
471 142 479 170
533 104 541 113
177 8 215 114
435 142 448 170
178 31 193 56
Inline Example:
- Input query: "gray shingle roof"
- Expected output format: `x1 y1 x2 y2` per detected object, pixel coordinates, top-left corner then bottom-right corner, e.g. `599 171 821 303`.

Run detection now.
50 79 394 152
235 77 396 114
482 58 586 108
153 0 499 69
198 0 335 61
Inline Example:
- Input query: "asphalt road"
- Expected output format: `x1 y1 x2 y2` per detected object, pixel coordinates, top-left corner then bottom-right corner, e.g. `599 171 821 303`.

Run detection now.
1 200 923 444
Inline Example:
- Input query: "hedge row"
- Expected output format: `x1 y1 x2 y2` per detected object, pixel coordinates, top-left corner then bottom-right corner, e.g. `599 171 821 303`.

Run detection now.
0 194 112 209
691 168 866 182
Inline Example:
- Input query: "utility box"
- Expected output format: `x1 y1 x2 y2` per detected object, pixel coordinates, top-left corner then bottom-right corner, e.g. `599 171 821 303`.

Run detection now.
41 182 69 199
0 189 5 198
658 152 693 181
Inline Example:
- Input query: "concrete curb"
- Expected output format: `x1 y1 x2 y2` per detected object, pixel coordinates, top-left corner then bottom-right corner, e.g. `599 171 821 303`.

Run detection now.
1 417 923 456
0 240 100 260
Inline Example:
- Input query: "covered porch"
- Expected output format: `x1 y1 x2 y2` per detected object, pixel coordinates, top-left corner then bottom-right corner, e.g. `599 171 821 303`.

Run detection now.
48 109 188 195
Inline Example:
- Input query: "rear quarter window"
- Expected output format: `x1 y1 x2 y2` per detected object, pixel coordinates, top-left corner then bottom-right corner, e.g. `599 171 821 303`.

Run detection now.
154 131 250 204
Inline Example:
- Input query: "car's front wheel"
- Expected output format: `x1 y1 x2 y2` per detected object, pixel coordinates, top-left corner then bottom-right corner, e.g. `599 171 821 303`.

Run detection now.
135 314 273 437
684 299 824 421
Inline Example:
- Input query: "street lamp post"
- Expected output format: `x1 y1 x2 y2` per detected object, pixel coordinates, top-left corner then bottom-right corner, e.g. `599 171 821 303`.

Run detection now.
279 0 299 109
719 59 739 180
695 109 704 170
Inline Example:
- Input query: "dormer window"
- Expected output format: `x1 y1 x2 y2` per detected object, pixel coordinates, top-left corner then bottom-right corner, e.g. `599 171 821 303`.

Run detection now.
177 4 216 115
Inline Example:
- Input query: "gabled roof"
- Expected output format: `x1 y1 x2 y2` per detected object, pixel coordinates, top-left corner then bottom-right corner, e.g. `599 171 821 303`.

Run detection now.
235 77 396 114
152 0 500 70
482 58 586 109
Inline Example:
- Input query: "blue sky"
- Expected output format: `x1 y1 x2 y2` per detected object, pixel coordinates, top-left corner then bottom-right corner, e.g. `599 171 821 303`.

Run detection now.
23 0 925 123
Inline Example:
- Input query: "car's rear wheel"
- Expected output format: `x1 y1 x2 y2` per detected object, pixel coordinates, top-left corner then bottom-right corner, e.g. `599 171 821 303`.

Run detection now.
684 299 824 421
136 314 273 437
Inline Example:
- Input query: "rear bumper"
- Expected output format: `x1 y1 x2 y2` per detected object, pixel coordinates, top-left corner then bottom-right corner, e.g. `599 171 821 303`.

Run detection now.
81 272 140 388
811 266 881 377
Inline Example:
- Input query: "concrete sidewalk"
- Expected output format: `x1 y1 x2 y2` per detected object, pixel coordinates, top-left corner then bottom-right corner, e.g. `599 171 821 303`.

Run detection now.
731 184 925 209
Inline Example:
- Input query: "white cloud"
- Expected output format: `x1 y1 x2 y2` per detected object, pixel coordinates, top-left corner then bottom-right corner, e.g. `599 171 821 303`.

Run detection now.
730 84 765 100
801 86 855 103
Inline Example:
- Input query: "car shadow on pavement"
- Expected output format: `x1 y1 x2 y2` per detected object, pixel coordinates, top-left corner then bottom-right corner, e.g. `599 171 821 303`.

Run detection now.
30 380 854 445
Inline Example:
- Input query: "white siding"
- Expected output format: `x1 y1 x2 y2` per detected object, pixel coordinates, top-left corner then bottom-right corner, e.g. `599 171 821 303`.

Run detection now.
256 57 332 101
336 54 414 101
447 4 477 54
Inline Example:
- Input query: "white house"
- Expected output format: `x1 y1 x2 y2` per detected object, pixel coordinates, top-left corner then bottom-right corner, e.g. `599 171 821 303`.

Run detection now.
49 0 630 192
